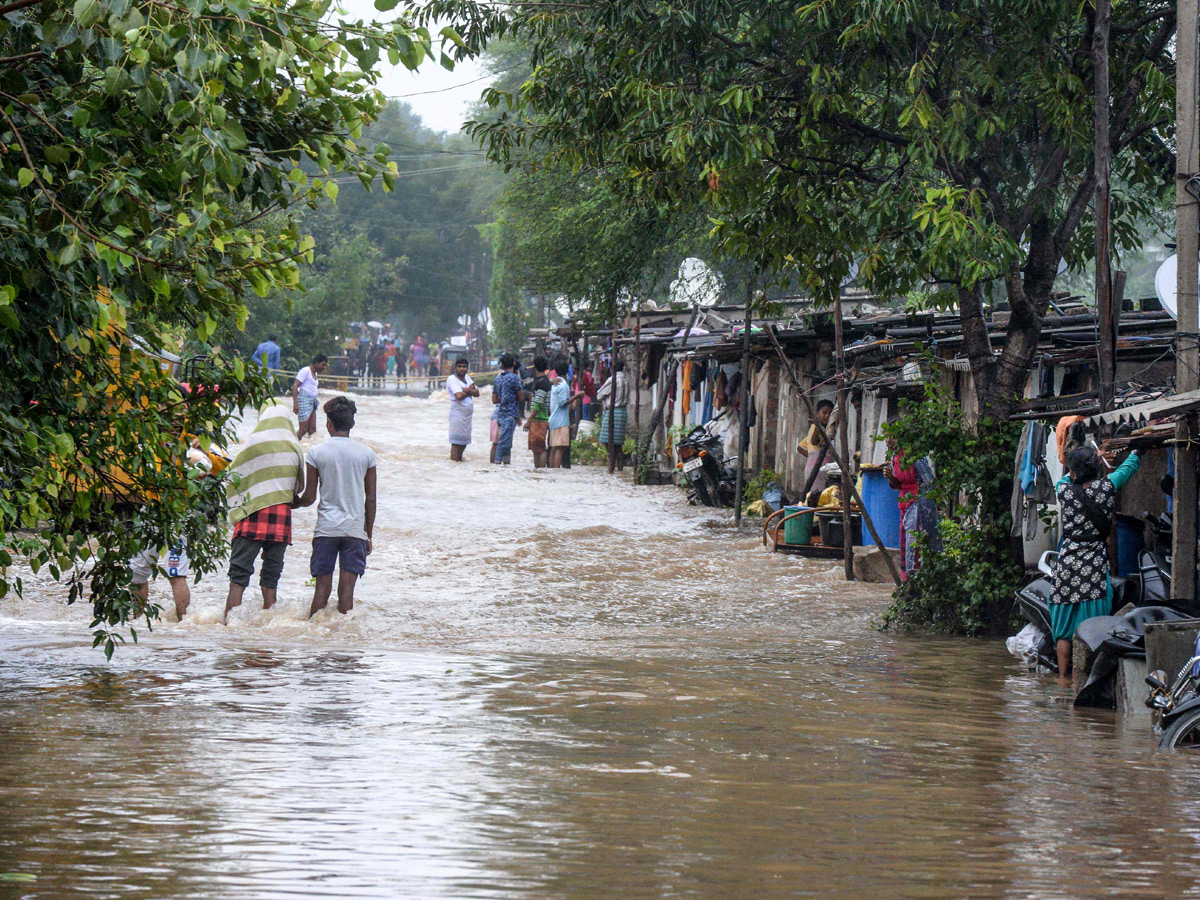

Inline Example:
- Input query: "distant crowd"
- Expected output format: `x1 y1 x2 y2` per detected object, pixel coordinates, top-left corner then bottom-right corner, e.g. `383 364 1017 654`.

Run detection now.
250 330 457 388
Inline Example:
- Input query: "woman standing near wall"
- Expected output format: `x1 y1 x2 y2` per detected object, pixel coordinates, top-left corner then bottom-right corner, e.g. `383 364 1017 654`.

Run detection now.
1049 445 1141 675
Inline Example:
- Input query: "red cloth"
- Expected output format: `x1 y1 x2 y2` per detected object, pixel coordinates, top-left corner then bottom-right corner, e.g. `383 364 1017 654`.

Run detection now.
892 451 920 513
233 503 292 545
579 370 596 402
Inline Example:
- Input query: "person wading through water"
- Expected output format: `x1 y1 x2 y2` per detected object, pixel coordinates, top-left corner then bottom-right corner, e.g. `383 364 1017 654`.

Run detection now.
523 356 552 469
446 357 479 462
1049 444 1141 675
292 354 327 439
491 353 525 466
294 396 377 617
595 358 630 471
223 401 306 623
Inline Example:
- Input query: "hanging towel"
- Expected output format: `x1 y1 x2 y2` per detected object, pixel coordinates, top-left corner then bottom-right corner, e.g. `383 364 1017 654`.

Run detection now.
226 401 306 525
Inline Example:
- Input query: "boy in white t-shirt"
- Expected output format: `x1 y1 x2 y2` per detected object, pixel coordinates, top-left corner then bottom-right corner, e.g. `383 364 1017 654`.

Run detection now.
293 396 377 616
291 354 328 439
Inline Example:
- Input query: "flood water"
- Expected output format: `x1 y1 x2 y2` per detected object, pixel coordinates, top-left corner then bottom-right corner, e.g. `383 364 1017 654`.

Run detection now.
3 393 1200 899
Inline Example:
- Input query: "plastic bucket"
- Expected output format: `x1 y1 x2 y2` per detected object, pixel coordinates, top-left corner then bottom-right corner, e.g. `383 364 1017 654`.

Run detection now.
860 468 901 549
1115 514 1144 577
783 507 814 545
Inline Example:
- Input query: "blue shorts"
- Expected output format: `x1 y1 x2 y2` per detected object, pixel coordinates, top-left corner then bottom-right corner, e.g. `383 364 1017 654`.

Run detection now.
310 536 368 577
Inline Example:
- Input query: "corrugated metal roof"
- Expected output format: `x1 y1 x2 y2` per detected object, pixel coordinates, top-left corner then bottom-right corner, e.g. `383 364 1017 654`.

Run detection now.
1083 388 1200 427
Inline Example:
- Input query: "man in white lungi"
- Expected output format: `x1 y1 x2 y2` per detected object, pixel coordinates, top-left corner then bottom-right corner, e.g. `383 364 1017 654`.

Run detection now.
446 357 479 461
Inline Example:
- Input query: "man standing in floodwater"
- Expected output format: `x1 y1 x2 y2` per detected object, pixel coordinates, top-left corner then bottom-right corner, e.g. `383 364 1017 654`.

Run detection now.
252 334 282 372
294 396 376 617
491 353 525 465
548 365 583 469
292 354 328 439
223 401 306 624
446 356 479 461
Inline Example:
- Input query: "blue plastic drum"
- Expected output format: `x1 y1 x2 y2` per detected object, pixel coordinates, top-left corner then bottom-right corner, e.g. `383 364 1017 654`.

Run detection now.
860 468 901 550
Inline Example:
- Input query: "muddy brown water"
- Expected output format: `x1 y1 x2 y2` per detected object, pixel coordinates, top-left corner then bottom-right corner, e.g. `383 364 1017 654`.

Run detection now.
2 394 1200 899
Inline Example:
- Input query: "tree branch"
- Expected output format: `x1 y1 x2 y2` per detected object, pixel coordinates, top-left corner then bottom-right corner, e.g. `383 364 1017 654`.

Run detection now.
1109 11 1176 146
0 0 43 16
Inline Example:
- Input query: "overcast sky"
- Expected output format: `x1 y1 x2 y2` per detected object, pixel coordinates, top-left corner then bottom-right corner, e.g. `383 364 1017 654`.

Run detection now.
339 0 493 135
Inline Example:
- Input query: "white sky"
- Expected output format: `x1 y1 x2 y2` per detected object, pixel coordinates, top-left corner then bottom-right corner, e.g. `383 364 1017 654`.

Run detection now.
339 0 493 135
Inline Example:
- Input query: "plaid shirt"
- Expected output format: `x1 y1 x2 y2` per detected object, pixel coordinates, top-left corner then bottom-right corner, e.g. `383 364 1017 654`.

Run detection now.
233 503 292 545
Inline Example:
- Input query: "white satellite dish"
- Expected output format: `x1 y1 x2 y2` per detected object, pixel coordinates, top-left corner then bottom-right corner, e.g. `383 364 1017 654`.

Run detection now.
1155 254 1189 320
670 258 724 308
841 260 860 288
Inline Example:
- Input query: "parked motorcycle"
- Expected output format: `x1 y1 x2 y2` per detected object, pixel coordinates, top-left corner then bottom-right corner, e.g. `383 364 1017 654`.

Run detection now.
675 415 737 508
1139 512 1174 604
1146 631 1200 749
1013 551 1062 673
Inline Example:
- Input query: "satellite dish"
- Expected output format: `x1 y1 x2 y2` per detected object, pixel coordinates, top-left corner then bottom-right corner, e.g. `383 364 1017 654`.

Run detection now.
670 258 724 307
840 260 860 288
1155 254 1185 320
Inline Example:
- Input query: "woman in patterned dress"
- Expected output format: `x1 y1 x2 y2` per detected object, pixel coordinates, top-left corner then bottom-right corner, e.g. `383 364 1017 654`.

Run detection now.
1049 445 1141 675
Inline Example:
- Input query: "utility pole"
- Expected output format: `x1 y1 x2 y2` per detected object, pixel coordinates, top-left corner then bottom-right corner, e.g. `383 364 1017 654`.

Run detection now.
1174 0 1200 606
834 288 854 581
1093 0 1115 415
733 300 752 528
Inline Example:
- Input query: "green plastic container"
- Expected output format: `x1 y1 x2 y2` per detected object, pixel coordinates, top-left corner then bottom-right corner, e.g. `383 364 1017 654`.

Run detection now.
782 507 815 545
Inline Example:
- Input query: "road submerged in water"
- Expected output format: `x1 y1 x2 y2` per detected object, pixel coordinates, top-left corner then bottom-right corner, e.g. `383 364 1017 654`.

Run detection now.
2 392 1200 899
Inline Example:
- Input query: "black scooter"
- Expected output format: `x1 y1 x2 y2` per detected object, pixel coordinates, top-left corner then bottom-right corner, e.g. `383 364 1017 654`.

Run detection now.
1073 604 1191 707
676 414 737 508
1139 512 1174 604
1014 551 1063 673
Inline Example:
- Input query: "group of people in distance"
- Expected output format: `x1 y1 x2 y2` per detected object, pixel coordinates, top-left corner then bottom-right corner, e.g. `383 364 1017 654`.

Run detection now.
445 353 590 468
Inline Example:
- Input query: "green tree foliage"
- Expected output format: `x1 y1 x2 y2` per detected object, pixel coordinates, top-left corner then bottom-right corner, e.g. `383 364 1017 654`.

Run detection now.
487 221 527 352
0 0 456 650
881 373 1024 636
217 232 398 369
426 0 1175 415
495 167 688 325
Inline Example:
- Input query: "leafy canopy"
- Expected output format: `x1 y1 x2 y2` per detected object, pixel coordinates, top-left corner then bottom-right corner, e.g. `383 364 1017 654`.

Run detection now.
426 0 1175 402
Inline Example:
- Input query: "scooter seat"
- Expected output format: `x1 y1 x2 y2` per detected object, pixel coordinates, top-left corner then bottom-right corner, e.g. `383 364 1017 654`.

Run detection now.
1074 606 1190 652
